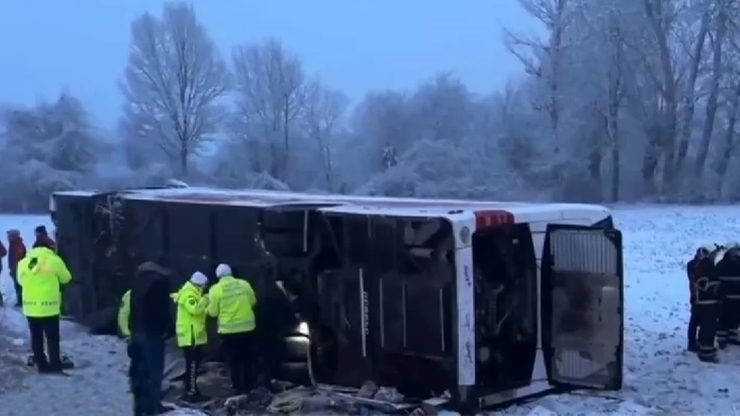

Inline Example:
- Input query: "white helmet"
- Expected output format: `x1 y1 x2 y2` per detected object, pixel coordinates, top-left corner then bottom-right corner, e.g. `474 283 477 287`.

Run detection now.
189 271 208 286
215 264 232 279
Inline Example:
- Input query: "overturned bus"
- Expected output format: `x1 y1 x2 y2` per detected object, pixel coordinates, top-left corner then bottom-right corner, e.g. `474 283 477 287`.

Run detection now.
50 187 623 410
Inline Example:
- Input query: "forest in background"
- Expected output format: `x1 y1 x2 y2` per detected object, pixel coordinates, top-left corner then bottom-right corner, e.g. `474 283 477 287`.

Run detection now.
1 0 739 212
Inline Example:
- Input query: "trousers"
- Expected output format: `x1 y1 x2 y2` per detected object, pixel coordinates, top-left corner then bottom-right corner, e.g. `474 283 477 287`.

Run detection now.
182 345 203 395
696 303 719 361
718 299 740 346
27 315 61 371
688 304 699 348
221 331 256 393
10 269 22 304
128 332 165 415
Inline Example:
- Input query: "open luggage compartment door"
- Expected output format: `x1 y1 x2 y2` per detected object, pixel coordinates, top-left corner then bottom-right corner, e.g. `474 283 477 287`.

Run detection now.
541 224 623 390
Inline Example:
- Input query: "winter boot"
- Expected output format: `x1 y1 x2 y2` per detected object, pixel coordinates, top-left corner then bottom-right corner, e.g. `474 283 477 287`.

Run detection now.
698 354 720 363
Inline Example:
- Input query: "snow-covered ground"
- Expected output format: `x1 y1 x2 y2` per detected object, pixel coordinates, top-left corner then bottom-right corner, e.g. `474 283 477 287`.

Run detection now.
1 206 740 415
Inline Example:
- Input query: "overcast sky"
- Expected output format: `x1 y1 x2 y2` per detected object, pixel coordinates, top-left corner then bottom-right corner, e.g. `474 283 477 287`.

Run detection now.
0 0 540 127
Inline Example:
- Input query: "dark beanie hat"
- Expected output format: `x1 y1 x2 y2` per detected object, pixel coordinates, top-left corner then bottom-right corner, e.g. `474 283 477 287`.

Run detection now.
35 225 47 234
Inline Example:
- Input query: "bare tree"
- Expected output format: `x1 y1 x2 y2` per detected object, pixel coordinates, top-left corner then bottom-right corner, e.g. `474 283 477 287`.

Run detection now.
675 1 711 175
695 0 730 176
504 0 572 188
714 77 740 193
231 38 305 181
302 81 348 191
120 2 229 178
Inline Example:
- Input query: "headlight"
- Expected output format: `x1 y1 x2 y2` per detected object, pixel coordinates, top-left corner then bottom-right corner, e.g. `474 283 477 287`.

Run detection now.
298 321 310 336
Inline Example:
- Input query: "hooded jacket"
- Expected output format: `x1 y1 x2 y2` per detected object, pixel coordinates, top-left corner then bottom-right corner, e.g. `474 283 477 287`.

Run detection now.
128 262 174 336
17 247 72 317
8 236 27 273
172 281 209 347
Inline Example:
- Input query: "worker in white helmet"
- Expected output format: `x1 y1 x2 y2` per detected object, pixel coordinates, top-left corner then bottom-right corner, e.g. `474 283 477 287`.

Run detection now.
207 264 258 393
172 271 210 402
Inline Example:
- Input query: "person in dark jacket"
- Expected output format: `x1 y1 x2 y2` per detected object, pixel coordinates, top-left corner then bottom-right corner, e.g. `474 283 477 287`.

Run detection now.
694 244 722 363
0 238 6 306
33 225 56 251
0 238 6 271
128 261 175 415
7 229 27 307
716 242 740 349
686 249 702 352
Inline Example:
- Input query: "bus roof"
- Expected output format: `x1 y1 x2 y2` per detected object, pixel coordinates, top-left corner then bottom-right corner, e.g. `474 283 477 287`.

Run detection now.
53 187 611 225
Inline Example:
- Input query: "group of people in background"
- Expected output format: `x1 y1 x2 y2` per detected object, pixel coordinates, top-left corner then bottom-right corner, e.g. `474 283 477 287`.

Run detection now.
118 261 258 415
0 225 55 307
686 242 740 362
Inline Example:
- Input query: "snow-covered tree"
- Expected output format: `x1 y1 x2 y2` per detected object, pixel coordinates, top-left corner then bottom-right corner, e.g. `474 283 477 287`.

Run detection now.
229 38 306 181
301 80 348 192
119 1 229 178
0 93 104 211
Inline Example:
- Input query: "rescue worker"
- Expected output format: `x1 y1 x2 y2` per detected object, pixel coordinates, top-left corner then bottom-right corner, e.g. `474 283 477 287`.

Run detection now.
686 247 703 352
172 271 210 402
117 289 131 339
17 240 72 373
128 260 175 415
208 264 258 393
694 243 722 362
7 229 27 307
34 225 56 251
717 242 740 348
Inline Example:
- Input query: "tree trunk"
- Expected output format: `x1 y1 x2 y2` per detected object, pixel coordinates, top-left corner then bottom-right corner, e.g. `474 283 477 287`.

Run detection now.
607 15 623 202
588 149 602 183
715 81 740 195
643 0 679 194
608 108 621 202
282 107 291 181
694 4 727 177
324 145 333 192
675 7 710 175
548 0 566 183
642 128 661 194
611 143 621 202
179 147 188 178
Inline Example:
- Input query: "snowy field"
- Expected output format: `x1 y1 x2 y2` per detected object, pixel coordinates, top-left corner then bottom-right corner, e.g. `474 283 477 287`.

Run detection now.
1 206 740 415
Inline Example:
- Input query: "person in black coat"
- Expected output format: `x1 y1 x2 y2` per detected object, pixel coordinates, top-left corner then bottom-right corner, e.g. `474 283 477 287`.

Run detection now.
686 251 701 352
128 260 175 415
716 243 740 349
693 244 722 363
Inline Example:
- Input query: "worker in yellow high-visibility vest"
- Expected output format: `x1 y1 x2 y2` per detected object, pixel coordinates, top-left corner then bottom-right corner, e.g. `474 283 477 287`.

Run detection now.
17 240 72 374
208 264 257 393
172 271 210 402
